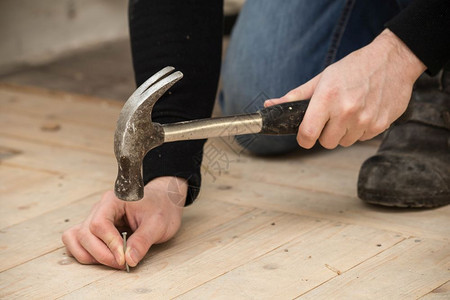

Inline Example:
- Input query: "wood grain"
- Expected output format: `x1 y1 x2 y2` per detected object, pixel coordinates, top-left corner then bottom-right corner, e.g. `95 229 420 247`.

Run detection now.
301 238 450 299
61 210 327 299
0 165 109 228
0 200 254 298
0 85 448 299
178 223 405 299
0 135 116 182
203 176 450 240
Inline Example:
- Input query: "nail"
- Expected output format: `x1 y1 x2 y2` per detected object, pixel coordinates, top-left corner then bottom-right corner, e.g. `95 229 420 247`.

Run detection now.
122 232 130 273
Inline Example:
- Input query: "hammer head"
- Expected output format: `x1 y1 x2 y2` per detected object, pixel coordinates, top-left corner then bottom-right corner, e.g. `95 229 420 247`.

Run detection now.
114 66 183 201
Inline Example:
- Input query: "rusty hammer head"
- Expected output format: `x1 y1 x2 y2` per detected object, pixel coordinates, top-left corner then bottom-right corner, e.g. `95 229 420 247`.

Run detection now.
114 67 183 201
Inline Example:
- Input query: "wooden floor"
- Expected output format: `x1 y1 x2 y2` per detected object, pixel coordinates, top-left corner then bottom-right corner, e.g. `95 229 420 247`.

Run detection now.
0 84 449 299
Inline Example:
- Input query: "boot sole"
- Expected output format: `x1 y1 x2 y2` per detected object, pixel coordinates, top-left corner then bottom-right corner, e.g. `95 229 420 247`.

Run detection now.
358 190 450 208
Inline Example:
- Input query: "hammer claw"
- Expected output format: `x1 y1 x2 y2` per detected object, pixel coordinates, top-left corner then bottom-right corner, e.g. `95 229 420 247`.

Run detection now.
130 66 176 98
139 70 183 107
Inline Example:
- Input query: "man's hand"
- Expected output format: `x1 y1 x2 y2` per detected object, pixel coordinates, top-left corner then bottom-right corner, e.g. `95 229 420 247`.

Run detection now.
62 176 187 269
265 29 426 149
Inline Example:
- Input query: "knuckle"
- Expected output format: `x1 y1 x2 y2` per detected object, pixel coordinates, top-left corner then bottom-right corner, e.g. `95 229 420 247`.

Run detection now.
297 136 312 149
319 137 338 150
89 219 103 234
322 88 339 103
321 142 337 150
356 115 371 128
61 230 72 245
359 134 373 141
61 235 68 247
341 102 359 118
97 253 113 266
285 89 298 99
370 122 389 135
77 228 89 245
299 127 318 141
132 234 149 248
158 226 172 243
77 254 95 265
339 139 353 147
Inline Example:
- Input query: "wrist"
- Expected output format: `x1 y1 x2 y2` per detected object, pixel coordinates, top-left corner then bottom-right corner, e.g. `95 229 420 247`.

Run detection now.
375 29 426 83
144 176 187 207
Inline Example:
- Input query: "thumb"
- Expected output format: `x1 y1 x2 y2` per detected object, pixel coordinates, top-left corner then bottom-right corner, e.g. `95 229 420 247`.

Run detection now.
125 220 157 267
264 73 321 107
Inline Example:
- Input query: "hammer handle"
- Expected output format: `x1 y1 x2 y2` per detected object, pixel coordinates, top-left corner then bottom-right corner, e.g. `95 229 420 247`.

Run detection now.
259 100 310 135
162 100 310 142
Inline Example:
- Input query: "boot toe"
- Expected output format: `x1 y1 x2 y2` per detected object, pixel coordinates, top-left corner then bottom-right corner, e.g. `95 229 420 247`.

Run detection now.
358 153 449 208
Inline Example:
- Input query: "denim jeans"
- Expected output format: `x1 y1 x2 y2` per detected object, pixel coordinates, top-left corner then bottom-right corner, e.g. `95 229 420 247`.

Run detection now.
220 0 412 155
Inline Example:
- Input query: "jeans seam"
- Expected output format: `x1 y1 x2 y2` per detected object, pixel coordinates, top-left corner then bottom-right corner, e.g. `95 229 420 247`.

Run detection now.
324 0 356 68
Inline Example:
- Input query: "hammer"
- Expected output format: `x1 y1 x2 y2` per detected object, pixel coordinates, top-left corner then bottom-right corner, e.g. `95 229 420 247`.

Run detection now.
114 67 309 201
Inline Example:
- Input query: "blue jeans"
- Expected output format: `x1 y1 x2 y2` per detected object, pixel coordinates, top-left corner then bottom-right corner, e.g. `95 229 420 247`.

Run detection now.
220 0 412 155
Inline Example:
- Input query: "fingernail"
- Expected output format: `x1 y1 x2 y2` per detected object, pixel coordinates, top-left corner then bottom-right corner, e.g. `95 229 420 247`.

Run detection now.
127 247 139 267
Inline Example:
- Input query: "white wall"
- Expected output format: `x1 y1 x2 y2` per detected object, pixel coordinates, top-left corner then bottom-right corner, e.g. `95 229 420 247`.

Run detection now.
0 0 128 75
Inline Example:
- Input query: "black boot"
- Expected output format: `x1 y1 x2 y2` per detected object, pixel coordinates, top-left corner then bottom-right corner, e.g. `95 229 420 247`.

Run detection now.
357 70 450 208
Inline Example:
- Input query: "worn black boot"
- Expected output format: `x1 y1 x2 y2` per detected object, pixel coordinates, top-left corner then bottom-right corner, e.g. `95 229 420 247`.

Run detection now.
357 70 450 208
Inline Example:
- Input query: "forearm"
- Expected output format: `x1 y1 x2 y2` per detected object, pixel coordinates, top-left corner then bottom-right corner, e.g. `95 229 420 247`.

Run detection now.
374 29 425 84
386 0 450 75
128 0 223 204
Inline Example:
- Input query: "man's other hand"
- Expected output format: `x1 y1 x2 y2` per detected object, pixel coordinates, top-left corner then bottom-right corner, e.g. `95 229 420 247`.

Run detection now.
265 29 426 149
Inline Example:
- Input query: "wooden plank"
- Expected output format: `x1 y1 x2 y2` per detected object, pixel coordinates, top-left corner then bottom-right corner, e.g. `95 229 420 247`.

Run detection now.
178 223 404 299
29 211 327 299
0 248 117 300
421 280 450 300
203 176 450 240
301 238 450 299
0 165 109 228
0 193 100 272
0 110 114 155
209 155 359 198
0 200 254 298
0 194 251 272
201 139 370 198
207 135 378 172
0 84 121 130
1 84 447 299
0 135 116 182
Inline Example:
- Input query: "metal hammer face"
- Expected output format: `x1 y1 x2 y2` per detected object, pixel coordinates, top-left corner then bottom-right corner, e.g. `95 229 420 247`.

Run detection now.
114 67 183 201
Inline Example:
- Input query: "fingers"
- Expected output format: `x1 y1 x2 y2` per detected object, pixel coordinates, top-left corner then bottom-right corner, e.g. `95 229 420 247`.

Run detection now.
283 74 321 102
296 91 330 149
264 74 321 107
62 225 97 265
61 191 127 270
78 222 122 269
318 119 347 149
62 179 186 270
125 217 162 267
62 220 124 269
88 216 125 266
89 192 126 266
